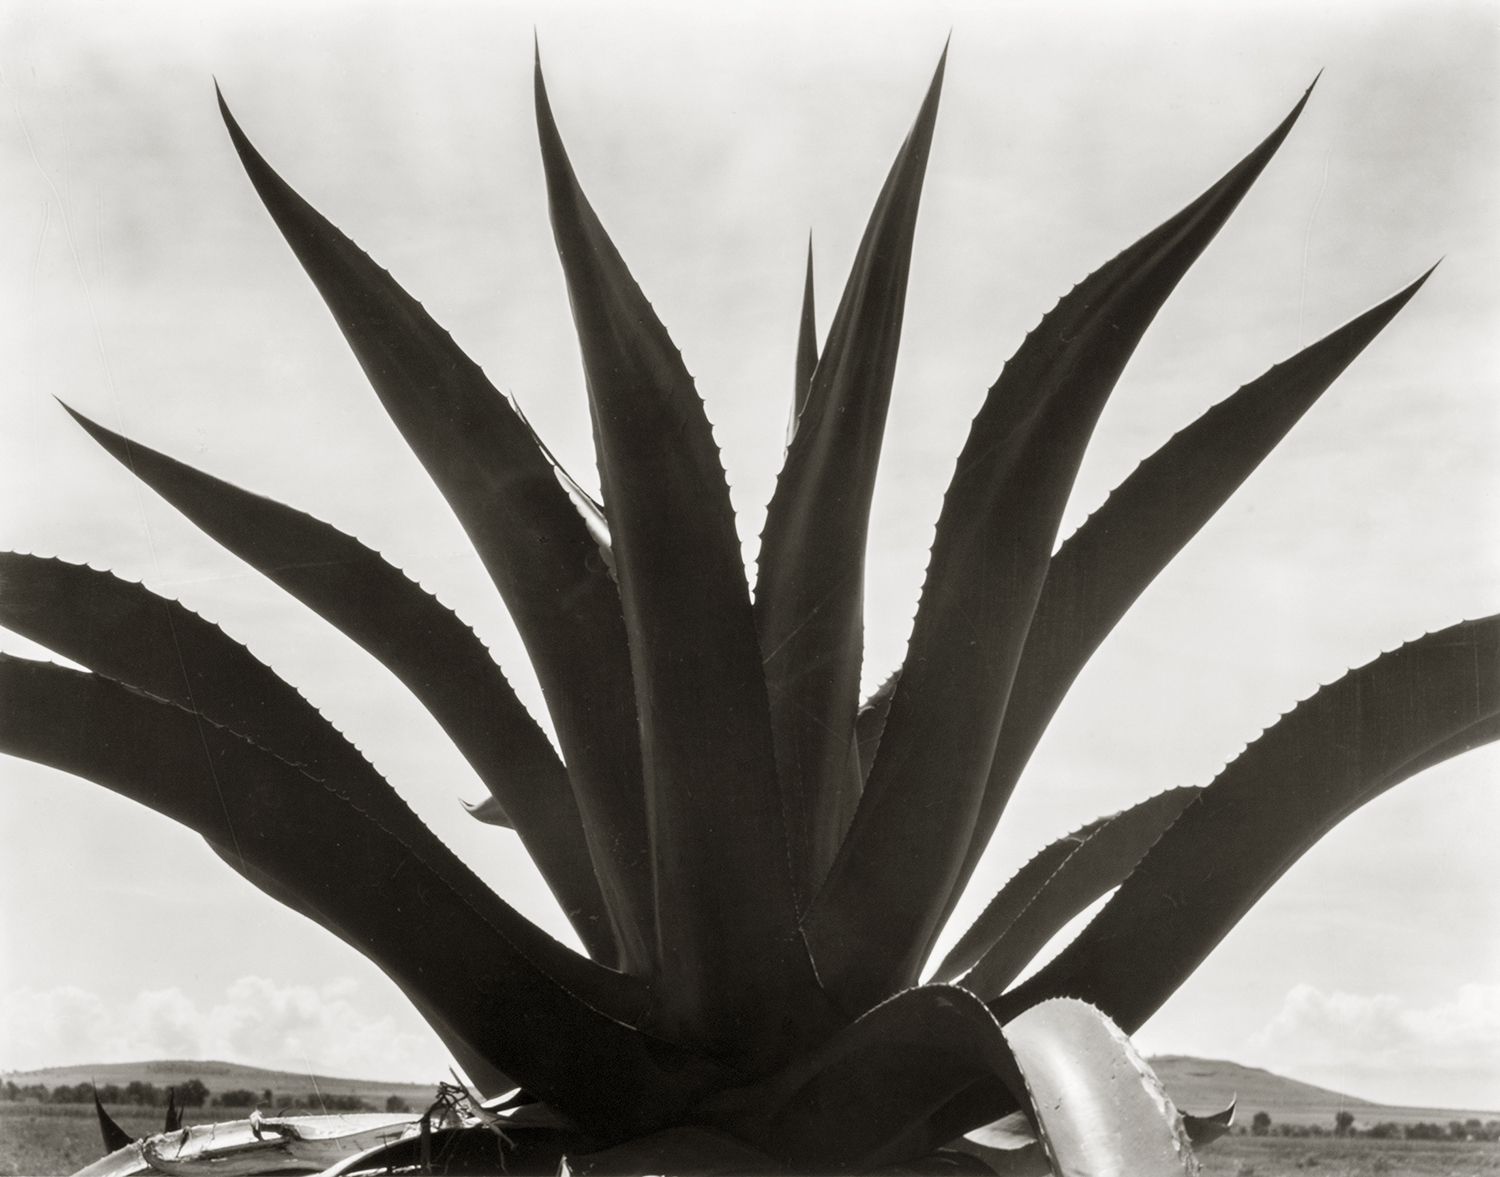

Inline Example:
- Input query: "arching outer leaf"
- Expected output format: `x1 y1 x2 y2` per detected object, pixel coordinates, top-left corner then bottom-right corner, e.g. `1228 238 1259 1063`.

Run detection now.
0 656 736 1137
31 423 620 970
215 93 653 976
956 787 1204 1001
934 269 1433 950
700 985 1029 1173
932 818 1106 985
0 642 644 1029
535 57 831 1065
0 553 625 986
994 616 1500 1033
206 843 517 1100
756 51 946 908
1003 999 1198 1176
806 86 1314 1014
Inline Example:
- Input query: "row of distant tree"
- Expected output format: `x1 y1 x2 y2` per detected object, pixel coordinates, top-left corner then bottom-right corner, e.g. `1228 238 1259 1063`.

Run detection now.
1248 1110 1500 1141
2 1079 209 1107
1 1079 413 1114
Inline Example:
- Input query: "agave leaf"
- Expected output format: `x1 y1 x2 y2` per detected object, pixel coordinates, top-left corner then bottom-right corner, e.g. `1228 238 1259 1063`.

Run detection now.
0 655 737 1135
993 615 1500 1033
463 794 514 829
0 552 537 871
1183 1101 1236 1147
701 984 1029 1173
931 816 1108 985
93 1090 133 1153
32 423 623 969
963 1110 1037 1151
535 53 828 1063
788 237 819 447
954 787 1204 1001
0 637 644 1024
856 670 903 785
873 1149 1006 1176
806 85 1314 1013
566 1127 781 1177
959 1112 1053 1177
205 841 517 1099
163 1089 182 1134
756 51 945 908
1003 999 1198 1175
935 270 1434 948
214 92 654 975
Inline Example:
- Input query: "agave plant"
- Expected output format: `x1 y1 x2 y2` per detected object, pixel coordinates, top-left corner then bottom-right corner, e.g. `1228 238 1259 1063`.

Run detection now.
2 40 1495 1177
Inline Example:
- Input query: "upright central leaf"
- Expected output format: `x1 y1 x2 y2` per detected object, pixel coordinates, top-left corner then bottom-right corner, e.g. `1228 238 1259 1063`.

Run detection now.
756 51 945 908
534 55 830 1068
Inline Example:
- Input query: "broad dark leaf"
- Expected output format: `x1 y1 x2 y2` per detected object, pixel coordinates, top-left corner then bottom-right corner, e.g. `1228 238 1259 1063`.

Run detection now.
0 655 736 1136
806 85 1314 1013
700 984 1028 1173
566 1127 780 1176
215 91 654 974
757 51 945 907
534 55 831 1066
956 787 1203 1001
994 615 1500 1032
935 269 1433 946
39 421 621 968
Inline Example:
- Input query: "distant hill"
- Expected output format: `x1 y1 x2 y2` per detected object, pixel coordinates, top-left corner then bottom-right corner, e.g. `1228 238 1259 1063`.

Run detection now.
1150 1055 1498 1128
1 1059 437 1107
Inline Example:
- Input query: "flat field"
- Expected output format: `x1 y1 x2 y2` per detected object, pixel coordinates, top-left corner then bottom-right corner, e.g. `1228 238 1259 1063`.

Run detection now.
1198 1135 1500 1177
0 1104 225 1177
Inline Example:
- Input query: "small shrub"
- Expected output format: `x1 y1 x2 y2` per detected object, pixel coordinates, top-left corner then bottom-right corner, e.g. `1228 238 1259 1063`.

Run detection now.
213 1089 259 1108
176 1080 210 1108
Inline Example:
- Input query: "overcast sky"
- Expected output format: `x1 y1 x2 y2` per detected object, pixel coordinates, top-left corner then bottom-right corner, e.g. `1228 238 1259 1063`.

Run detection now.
1 0 1496 1112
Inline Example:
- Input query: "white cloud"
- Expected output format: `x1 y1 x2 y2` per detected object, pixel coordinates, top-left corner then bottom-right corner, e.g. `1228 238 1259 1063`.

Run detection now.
1246 983 1500 1111
0 977 451 1082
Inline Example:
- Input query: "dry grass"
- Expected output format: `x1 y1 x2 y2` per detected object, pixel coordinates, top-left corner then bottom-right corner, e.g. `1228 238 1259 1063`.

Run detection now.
0 1103 225 1176
1199 1135 1500 1177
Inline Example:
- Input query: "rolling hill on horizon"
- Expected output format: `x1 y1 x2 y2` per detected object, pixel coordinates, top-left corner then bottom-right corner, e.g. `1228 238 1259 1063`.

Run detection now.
4 1056 1495 1129
1 1059 435 1107
1148 1056 1499 1127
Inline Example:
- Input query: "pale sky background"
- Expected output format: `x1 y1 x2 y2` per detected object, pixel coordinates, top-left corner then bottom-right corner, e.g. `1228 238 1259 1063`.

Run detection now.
0 0 1496 1113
